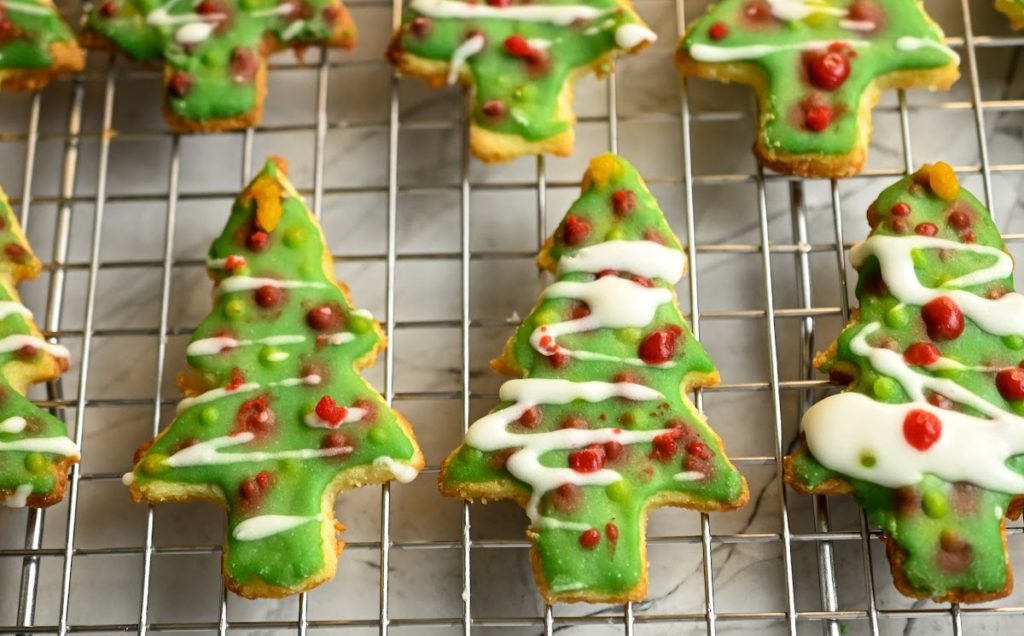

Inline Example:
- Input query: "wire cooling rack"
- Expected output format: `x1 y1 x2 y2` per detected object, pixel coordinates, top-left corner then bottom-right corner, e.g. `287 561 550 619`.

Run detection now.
1 0 1023 634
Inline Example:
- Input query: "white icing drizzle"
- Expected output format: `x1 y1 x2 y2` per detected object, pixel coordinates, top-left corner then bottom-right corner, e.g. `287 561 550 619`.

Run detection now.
0 334 70 360
689 39 869 63
164 431 352 467
0 301 33 321
465 379 669 530
0 436 80 458
176 374 322 414
614 23 657 50
351 309 374 320
186 334 306 357
410 0 605 25
527 38 551 50
674 470 705 481
250 2 294 17
233 514 322 541
304 406 366 429
216 276 327 295
850 235 1023 337
557 240 685 282
2 484 32 508
373 456 420 483
325 332 355 345
5 0 54 15
175 21 216 45
804 234 1024 493
0 416 27 434
446 33 485 85
895 36 960 64
530 240 685 367
280 19 305 41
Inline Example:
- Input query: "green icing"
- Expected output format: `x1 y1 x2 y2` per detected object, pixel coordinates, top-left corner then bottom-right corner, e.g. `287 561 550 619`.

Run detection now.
0 188 77 507
787 164 1024 600
393 0 650 145
680 0 957 157
0 0 77 70
441 154 747 601
85 0 355 124
128 159 421 596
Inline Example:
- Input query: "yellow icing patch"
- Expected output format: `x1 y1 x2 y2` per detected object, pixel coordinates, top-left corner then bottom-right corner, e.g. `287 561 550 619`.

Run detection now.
585 154 623 191
247 176 285 232
928 161 960 201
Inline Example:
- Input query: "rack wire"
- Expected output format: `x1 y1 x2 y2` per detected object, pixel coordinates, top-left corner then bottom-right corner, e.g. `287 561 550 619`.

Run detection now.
0 0 1023 634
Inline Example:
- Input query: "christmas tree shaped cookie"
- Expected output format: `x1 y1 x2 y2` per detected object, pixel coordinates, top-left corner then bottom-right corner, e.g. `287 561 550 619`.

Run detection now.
997 0 1024 29
677 0 960 178
388 0 656 162
123 158 423 598
786 162 1024 602
84 0 357 132
440 154 748 603
0 0 83 91
0 187 78 508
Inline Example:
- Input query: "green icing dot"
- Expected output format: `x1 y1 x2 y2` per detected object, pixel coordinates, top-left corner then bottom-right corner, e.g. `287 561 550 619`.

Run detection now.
922 490 948 519
280 458 301 476
140 454 168 476
369 425 388 445
284 227 305 248
872 377 900 401
224 298 245 319
200 407 218 426
513 84 537 102
259 346 287 366
884 306 909 329
605 228 625 241
616 328 642 344
350 315 373 334
1004 335 1024 350
911 248 928 269
606 480 629 502
24 453 48 474
300 261 319 277
462 447 483 463
859 451 876 468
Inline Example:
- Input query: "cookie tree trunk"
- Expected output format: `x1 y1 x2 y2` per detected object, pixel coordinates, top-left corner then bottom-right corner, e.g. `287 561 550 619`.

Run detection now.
125 158 422 598
441 154 748 602
787 163 1024 601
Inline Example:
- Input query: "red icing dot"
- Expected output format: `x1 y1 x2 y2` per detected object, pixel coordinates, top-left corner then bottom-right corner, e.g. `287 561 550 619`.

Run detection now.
224 255 246 273
486 0 509 6
743 0 772 20
315 395 348 426
15 344 36 360
948 209 971 229
638 325 683 365
709 21 728 40
230 47 259 84
915 222 938 236
99 0 118 16
605 523 619 543
611 189 636 216
239 470 274 510
320 431 350 453
686 439 713 460
235 394 274 437
3 244 26 262
808 49 851 90
550 483 580 511
409 16 431 37
247 230 269 251
226 367 246 391
570 302 590 320
903 342 941 366
579 528 601 550
890 202 911 217
569 445 606 473
996 367 1024 401
603 440 623 460
254 284 282 308
321 3 341 22
903 409 942 451
563 215 590 245
629 275 654 288
561 415 588 429
481 100 507 121
518 406 541 428
890 218 908 233
547 351 570 369
921 296 964 341
651 432 679 462
961 230 976 244
306 305 337 331
504 34 531 57
804 103 834 132
168 71 193 98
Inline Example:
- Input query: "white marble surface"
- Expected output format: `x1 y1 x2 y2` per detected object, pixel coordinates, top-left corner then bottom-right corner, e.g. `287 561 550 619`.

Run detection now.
0 0 1023 634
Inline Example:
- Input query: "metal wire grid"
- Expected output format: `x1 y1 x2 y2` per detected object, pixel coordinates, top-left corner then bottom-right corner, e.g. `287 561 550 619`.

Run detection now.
0 0 1021 634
